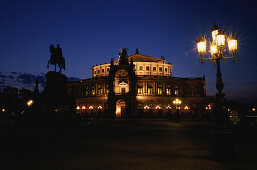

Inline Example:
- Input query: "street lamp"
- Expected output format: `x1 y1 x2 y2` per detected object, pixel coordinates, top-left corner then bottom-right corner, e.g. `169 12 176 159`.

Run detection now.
173 98 182 122
76 106 80 114
155 105 161 109
144 105 150 110
144 105 150 117
196 25 238 123
27 100 34 107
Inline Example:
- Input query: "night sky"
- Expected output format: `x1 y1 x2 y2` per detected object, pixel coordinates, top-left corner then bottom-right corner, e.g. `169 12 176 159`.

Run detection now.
1 0 257 102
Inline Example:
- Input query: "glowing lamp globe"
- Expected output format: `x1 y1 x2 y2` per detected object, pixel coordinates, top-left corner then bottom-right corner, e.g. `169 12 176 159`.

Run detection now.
216 31 225 47
228 34 237 54
210 45 218 55
197 37 206 56
212 29 219 42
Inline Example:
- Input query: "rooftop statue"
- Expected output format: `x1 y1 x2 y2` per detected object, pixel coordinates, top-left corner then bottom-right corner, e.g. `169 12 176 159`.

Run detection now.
47 44 66 73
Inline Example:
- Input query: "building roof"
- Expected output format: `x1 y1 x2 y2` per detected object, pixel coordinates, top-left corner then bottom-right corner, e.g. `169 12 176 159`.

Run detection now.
128 53 164 62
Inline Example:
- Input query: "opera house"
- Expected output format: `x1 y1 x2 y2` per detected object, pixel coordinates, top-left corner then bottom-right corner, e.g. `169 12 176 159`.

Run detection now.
67 48 213 118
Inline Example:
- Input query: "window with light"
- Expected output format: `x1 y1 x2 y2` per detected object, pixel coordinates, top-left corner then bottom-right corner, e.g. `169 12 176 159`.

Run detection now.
157 84 163 95
97 84 102 95
147 85 153 94
137 86 143 94
166 85 171 95
91 86 95 95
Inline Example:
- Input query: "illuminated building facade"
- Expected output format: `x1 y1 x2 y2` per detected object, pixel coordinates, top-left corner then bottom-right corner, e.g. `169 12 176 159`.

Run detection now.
67 48 213 118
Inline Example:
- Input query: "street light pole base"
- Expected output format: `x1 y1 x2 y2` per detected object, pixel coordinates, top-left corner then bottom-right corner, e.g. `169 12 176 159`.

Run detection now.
211 129 237 162
215 92 229 125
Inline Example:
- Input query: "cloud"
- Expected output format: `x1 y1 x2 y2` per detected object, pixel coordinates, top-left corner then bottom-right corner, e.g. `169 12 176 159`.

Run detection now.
0 72 80 92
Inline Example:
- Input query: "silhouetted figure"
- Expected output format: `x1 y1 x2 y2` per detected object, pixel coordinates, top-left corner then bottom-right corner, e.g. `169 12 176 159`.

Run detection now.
135 48 139 54
47 44 66 73
34 80 39 95
118 48 129 65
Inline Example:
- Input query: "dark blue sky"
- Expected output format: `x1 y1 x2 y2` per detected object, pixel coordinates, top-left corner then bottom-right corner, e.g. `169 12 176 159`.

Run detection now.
1 0 257 102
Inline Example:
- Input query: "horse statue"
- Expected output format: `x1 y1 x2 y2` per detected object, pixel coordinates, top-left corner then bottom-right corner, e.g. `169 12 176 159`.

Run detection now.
47 44 66 73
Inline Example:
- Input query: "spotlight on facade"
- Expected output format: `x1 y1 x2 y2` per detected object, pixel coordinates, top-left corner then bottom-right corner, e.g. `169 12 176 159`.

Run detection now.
89 106 93 110
184 106 189 110
82 106 86 110
98 105 102 109
27 100 34 107
76 106 80 110
253 108 256 112
1 108 5 112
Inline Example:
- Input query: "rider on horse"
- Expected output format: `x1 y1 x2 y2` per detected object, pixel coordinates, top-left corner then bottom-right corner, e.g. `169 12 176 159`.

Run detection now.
47 44 66 73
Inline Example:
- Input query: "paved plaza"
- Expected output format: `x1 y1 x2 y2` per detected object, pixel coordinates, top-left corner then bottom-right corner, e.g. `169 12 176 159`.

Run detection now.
0 120 257 169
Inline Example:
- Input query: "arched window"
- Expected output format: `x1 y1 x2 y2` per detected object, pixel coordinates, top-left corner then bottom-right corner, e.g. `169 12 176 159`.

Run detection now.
97 84 102 95
91 85 95 95
166 85 171 95
137 85 143 94
85 86 89 96
157 84 163 95
147 84 153 94
175 85 179 96
106 84 109 94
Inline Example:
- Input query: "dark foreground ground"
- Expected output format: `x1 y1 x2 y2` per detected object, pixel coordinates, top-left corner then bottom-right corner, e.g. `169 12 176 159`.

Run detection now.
0 119 257 169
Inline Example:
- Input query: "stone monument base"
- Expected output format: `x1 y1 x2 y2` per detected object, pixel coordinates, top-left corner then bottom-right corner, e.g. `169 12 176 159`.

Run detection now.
42 71 69 112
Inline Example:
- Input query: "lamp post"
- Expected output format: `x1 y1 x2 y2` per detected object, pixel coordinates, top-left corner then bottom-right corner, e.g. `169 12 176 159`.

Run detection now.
196 25 238 124
197 25 238 161
27 100 34 107
76 106 80 114
173 98 182 122
98 105 102 118
144 105 150 117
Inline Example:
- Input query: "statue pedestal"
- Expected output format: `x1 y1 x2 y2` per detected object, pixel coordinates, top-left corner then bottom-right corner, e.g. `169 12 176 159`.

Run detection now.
42 71 68 111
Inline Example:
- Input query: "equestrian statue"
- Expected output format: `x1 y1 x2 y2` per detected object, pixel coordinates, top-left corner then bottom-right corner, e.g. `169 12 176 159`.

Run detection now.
47 44 66 73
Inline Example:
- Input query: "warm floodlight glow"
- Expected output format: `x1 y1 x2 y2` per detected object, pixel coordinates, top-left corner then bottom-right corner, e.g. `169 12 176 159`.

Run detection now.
173 98 182 105
82 106 86 110
253 108 256 112
206 105 211 110
76 106 80 110
27 100 34 106
1 108 5 112
89 106 93 110
210 44 218 55
155 105 161 109
184 106 189 110
98 105 102 109
116 108 121 114
144 105 150 109
197 37 206 55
